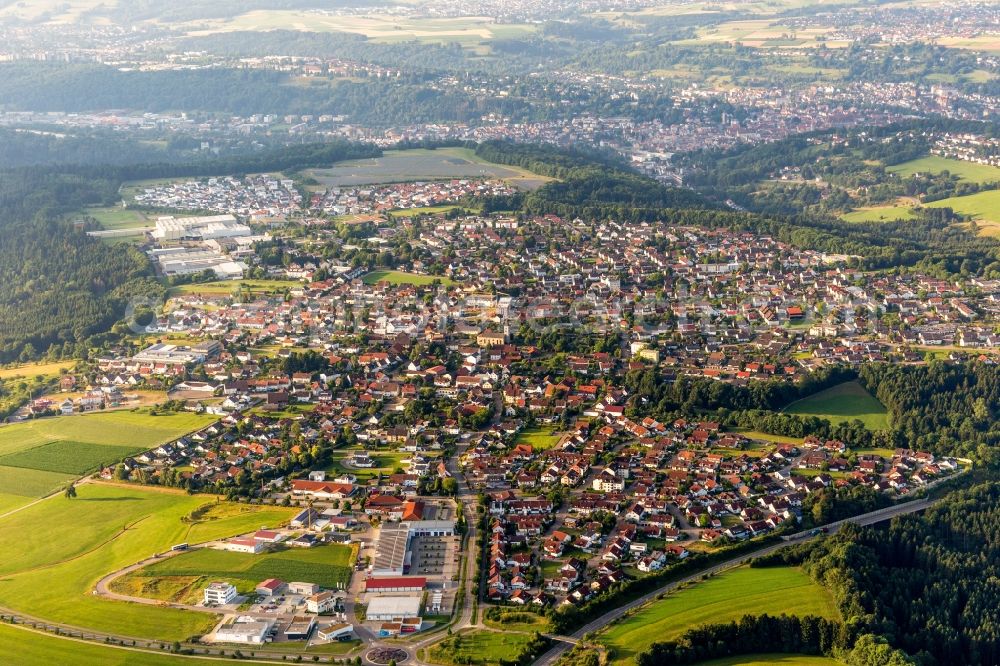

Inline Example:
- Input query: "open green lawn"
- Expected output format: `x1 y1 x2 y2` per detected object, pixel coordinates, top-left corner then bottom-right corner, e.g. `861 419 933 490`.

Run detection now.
697 655 842 666
514 427 563 451
362 270 455 286
598 566 839 666
427 629 537 666
389 204 480 217
782 381 889 430
888 156 1000 183
851 447 897 459
0 623 224 666
482 610 550 634
141 542 354 592
731 429 802 445
0 483 295 640
840 204 917 223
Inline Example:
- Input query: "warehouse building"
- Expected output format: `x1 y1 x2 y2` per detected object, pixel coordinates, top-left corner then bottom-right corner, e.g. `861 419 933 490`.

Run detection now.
364 576 426 594
365 595 422 622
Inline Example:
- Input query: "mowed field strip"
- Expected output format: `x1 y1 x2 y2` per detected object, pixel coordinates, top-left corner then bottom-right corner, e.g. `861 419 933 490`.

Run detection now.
0 483 295 640
781 380 889 430
597 566 839 666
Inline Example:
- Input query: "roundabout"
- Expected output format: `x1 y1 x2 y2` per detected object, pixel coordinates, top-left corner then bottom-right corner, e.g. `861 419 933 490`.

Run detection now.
366 646 410 664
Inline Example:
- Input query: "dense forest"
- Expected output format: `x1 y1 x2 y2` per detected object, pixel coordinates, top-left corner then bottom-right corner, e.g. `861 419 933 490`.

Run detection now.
858 362 1000 464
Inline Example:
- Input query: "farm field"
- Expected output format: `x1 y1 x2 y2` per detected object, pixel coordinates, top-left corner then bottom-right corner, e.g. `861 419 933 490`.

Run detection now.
513 427 563 451
0 490 35 514
0 360 75 380
0 440 140 475
888 156 1000 183
0 410 215 455
362 270 455 286
597 566 839 666
840 204 917 223
0 623 224 666
670 19 846 49
426 628 537 666
306 147 552 189
782 381 889 430
697 655 842 666
0 483 295 640
0 411 215 501
138 542 355 594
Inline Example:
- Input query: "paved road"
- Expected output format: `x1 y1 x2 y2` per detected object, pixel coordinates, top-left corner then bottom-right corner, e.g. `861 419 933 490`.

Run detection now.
94 545 217 611
532 497 935 666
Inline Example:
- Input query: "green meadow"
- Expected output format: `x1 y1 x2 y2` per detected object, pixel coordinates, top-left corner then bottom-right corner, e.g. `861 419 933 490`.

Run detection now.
888 156 1000 184
840 204 917 223
0 411 216 501
597 566 839 666
782 381 889 430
